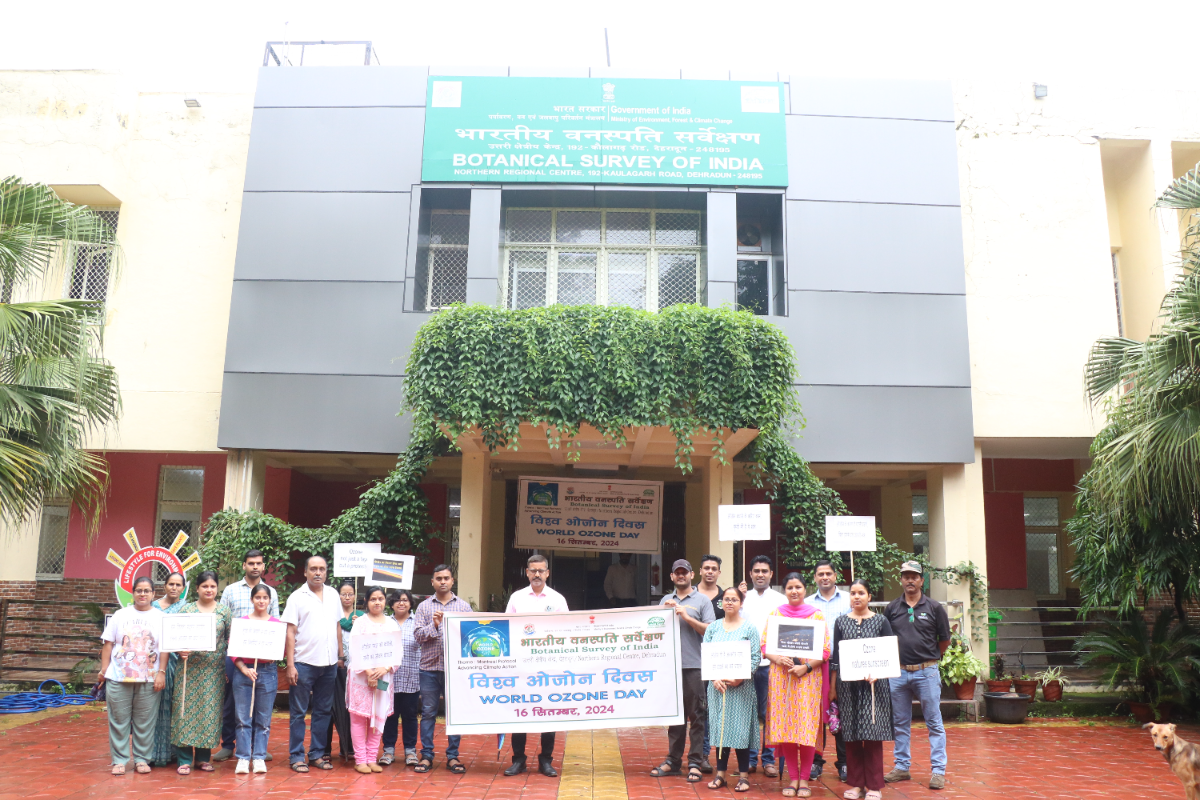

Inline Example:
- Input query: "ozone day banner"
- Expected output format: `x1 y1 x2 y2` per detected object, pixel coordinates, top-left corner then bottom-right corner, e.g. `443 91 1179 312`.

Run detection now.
516 475 662 553
442 606 684 735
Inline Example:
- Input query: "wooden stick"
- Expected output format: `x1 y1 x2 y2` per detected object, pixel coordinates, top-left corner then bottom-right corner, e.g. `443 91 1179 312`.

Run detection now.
850 551 855 583
250 659 257 724
181 659 187 714
719 688 727 754
871 680 876 725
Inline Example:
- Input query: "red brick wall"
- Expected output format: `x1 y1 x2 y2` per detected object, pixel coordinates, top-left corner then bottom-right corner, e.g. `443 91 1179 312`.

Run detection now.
0 579 123 674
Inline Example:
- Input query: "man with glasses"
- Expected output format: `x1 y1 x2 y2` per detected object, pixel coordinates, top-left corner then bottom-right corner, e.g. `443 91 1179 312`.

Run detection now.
739 555 785 777
883 560 951 790
503 553 568 777
807 559 850 782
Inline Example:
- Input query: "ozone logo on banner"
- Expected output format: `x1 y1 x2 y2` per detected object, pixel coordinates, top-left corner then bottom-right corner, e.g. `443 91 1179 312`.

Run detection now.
105 527 201 607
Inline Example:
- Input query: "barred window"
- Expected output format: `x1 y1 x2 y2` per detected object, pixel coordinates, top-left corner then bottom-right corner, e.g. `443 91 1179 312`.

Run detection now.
155 466 204 581
425 211 469 310
502 208 703 310
67 207 118 302
35 503 70 580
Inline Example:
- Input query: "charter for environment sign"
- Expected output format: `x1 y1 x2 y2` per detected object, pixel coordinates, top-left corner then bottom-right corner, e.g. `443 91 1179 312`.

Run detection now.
422 77 787 186
442 606 684 735
516 475 662 553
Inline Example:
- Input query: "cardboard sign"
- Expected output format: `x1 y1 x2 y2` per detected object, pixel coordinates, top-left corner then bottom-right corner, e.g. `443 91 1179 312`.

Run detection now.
718 504 771 541
227 617 288 662
701 640 753 681
764 616 826 660
370 554 416 590
825 516 877 552
159 613 216 653
837 635 901 681
350 629 404 669
334 542 381 578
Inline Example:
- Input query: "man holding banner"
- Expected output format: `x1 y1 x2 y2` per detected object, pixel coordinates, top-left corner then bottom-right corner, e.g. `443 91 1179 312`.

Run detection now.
413 564 473 775
502 554 568 778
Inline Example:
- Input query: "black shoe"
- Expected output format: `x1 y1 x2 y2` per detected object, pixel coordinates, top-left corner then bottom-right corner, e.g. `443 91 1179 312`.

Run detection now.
537 756 558 778
837 764 848 783
810 761 823 781
699 759 713 774
504 757 527 776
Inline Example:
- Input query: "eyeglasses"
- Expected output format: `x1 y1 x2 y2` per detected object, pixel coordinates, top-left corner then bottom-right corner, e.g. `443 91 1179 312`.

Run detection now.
527 568 548 575
908 607 916 623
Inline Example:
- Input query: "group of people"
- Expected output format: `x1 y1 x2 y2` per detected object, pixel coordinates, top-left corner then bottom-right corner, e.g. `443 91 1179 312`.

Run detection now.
102 548 952 798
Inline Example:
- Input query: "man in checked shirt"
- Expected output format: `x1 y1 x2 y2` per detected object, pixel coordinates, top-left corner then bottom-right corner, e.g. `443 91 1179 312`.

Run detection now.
412 564 473 775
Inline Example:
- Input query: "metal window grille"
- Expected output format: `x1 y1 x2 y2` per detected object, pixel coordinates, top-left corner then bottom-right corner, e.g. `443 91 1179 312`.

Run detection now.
426 211 469 310
1024 496 1061 595
35 503 70 579
154 466 204 582
67 208 118 302
911 494 929 556
502 208 703 310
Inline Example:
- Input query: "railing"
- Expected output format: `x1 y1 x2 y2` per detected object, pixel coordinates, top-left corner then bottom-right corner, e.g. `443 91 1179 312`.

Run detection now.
0 598 117 686
989 605 1123 682
263 40 377 67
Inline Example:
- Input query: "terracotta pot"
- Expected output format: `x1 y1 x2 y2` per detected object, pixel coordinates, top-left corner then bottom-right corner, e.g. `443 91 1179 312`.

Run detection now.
951 676 978 701
1041 680 1063 702
1128 701 1172 724
986 679 1012 693
1013 679 1039 697
277 666 291 691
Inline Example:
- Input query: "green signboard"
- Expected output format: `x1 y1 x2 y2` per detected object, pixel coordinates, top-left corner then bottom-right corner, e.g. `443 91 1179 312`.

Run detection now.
421 77 787 187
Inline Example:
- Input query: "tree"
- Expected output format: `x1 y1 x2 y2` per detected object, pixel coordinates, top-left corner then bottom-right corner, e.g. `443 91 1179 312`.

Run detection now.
1068 165 1200 621
0 178 121 536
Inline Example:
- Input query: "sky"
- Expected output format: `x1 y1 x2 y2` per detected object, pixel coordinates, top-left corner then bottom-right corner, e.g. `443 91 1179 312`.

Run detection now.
0 0 1190 93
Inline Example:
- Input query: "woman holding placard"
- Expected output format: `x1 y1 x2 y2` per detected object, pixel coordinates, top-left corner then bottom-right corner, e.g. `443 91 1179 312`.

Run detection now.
762 573 830 798
829 580 894 800
150 572 187 766
702 586 760 793
171 570 232 775
347 586 398 773
380 589 420 768
325 579 363 763
231 583 285 774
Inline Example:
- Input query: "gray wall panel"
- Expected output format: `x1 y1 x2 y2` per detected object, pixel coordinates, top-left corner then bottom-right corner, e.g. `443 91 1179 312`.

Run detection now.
785 116 960 206
218 373 410 453
244 108 425 192
788 77 954 122
235 192 410 281
783 291 970 387
254 66 428 107
706 191 737 286
224 282 423 376
787 201 966 294
792 385 974 463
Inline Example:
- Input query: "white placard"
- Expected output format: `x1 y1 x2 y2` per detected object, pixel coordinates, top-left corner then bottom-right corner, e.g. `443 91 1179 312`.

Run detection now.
701 640 753 681
334 542 381 578
227 617 288 662
764 615 826 660
350 630 405 669
825 516 877 552
159 613 216 652
370 554 415 590
837 635 901 681
718 504 771 541
515 476 663 554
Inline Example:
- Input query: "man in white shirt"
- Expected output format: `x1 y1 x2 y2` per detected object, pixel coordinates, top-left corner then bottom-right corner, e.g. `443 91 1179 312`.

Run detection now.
504 553 568 777
740 555 786 776
807 559 851 782
281 555 343 772
603 553 638 607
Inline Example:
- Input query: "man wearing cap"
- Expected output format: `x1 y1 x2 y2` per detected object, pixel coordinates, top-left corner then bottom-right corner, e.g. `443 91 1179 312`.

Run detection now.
883 560 951 791
649 559 716 783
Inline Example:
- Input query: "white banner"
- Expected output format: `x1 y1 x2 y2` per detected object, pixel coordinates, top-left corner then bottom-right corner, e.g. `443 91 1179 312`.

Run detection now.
516 476 662 553
837 636 901 681
227 618 288 662
370 554 415 590
764 616 826 660
718 505 771 541
334 542 381 578
442 606 684 735
350 630 404 669
701 640 753 681
825 516 877 551
159 613 216 652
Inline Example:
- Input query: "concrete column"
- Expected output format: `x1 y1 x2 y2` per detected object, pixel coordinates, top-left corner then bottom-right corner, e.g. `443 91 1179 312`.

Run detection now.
705 191 737 307
925 443 988 651
457 451 492 609
223 449 265 512
701 457 735 572
879 482 914 600
465 188 503 306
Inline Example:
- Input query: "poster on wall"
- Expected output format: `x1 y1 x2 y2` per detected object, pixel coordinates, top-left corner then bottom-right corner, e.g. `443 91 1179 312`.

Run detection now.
421 77 788 187
441 606 684 735
515 476 662 553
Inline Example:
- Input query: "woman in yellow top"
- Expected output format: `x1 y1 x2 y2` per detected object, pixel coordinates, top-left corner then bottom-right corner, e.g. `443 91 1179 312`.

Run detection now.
761 572 830 798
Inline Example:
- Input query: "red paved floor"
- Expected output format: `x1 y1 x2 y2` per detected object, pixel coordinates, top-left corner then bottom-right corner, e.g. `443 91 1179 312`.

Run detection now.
0 709 1189 799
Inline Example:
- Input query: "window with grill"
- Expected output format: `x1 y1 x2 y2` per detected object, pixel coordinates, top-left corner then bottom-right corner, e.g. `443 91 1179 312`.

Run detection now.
67 208 118 302
35 503 70 580
911 494 929 556
155 466 204 581
426 211 469 310
1024 496 1060 596
502 208 703 310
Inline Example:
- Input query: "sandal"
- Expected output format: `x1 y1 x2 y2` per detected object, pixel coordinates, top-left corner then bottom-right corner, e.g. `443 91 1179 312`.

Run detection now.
865 793 881 800
783 782 800 797
797 788 812 798
176 765 191 775
134 762 151 774
310 757 334 770
687 767 704 782
708 776 728 790
111 764 126 776
446 758 466 774
197 762 215 772
290 762 310 773
379 752 395 767
735 778 751 792
650 761 682 777
414 758 432 773
763 764 779 778
844 790 864 800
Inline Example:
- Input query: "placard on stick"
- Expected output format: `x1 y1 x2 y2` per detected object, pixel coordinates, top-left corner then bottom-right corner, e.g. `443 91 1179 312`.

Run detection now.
227 618 288 662
718 505 771 541
825 516 876 552
764 616 826 660
159 613 216 652
701 640 753 681
350 630 404 669
370 554 415 590
837 635 901 681
334 542 381 578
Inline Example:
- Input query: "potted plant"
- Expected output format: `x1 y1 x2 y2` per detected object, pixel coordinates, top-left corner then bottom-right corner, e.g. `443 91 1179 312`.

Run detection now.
1076 608 1200 724
1013 674 1039 697
1034 666 1071 702
986 655 1012 693
939 636 985 700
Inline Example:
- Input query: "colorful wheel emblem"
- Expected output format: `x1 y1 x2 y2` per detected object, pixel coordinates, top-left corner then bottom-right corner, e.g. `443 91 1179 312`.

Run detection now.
106 528 201 607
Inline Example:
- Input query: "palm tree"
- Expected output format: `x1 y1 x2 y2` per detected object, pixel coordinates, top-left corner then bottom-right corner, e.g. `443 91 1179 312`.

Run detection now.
0 177 121 536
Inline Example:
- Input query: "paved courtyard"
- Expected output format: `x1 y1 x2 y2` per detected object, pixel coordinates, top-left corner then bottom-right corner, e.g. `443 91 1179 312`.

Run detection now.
0 708 1188 799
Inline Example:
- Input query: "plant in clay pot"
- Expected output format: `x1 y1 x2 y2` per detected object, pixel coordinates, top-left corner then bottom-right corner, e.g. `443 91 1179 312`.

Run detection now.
939 636 986 700
1034 666 1071 702
986 655 1012 693
1012 674 1039 697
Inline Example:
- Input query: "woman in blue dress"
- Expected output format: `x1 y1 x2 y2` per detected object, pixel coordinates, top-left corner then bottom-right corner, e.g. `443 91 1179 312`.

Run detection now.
151 572 187 766
702 586 761 793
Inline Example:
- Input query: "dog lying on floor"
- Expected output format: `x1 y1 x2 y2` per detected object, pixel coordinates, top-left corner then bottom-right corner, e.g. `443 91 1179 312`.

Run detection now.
1145 723 1200 799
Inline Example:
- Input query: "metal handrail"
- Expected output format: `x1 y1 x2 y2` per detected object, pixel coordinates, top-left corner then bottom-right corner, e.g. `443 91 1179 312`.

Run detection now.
263 40 376 67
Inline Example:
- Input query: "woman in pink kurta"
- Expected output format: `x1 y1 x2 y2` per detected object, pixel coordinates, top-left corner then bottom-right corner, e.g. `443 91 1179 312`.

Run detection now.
347 586 398 773
761 572 831 798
